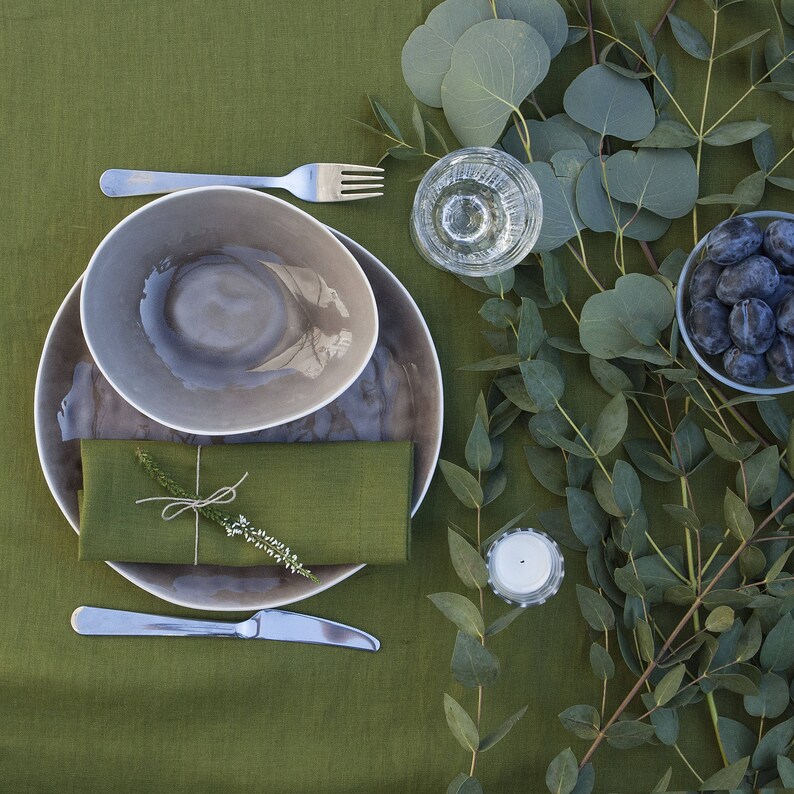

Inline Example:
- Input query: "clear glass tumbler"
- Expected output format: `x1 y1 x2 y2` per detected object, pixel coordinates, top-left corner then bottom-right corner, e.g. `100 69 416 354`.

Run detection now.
410 147 543 277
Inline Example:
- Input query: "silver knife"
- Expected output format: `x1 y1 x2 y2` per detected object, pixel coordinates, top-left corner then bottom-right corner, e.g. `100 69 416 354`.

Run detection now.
71 606 380 652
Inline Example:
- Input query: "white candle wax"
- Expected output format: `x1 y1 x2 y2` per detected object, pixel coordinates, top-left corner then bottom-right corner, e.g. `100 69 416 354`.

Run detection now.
490 532 552 595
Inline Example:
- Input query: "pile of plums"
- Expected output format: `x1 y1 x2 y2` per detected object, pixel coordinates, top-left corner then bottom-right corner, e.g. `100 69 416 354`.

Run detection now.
685 216 794 386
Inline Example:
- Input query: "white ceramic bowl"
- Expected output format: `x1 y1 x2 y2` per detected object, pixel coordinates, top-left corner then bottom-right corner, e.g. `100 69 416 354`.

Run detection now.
80 187 378 435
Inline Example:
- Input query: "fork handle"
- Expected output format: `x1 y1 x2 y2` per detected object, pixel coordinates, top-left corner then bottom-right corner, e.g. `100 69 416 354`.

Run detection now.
99 169 284 197
71 606 238 637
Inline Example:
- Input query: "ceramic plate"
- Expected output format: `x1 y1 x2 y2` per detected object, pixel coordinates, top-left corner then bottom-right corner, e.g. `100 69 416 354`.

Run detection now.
34 229 443 610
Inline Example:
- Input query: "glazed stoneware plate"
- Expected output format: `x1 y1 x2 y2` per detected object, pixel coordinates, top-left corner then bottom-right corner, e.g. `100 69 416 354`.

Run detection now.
35 230 443 611
80 187 379 436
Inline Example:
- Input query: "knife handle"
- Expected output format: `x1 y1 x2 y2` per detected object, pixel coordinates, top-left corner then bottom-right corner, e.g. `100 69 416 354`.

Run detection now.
71 606 239 637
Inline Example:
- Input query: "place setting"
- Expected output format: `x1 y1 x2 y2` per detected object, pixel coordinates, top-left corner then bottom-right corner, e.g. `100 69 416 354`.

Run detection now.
34 171 445 625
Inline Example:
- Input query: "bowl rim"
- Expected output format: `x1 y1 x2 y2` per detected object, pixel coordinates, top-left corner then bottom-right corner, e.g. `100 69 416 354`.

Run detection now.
79 186 379 435
676 209 794 396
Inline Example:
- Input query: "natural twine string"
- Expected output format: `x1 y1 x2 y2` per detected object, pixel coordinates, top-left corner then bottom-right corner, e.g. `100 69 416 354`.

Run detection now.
135 445 249 564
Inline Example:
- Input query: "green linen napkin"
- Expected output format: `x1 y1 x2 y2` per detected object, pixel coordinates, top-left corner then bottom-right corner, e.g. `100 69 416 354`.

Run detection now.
78 439 413 566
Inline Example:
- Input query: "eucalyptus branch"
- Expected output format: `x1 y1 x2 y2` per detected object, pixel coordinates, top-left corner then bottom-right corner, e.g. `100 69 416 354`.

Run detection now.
578 488 794 770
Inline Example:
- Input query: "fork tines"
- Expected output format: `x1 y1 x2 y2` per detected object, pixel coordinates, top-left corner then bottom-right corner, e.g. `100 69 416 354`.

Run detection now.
338 164 384 200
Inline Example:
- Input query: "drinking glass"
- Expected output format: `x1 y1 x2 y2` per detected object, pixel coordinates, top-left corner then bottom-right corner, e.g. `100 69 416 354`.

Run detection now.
410 147 542 277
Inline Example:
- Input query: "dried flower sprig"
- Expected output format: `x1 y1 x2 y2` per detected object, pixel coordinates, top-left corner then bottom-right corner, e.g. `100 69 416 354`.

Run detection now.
135 448 319 584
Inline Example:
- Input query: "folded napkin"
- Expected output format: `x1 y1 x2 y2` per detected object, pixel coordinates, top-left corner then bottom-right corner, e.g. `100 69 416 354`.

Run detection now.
78 439 414 566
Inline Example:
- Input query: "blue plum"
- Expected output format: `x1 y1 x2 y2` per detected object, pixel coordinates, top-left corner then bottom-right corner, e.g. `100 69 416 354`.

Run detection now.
715 254 779 305
707 217 763 266
729 298 776 354
689 258 721 303
777 291 794 335
686 298 731 355
763 218 794 272
767 333 794 384
765 274 794 311
723 346 769 385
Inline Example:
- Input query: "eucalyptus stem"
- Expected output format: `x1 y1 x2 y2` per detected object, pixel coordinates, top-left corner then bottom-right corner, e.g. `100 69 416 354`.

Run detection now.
674 743 705 784
768 143 794 177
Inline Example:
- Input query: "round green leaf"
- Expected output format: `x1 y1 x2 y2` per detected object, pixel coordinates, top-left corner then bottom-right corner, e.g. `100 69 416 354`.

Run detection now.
558 705 600 740
635 118 698 148
442 19 551 146
563 64 655 141
503 119 588 164
760 612 794 672
524 161 584 252
502 0 568 58
602 149 698 219
400 0 498 107
604 720 655 749
705 605 735 633
743 671 789 718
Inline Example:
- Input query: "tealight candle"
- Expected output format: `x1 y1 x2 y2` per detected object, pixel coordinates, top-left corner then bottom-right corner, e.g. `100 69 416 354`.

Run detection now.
486 528 564 607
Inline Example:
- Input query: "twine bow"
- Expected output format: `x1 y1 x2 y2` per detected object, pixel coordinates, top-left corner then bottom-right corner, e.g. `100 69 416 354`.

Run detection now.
135 445 248 565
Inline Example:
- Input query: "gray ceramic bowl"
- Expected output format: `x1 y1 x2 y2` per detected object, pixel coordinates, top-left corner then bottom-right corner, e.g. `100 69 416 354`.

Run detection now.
80 187 379 435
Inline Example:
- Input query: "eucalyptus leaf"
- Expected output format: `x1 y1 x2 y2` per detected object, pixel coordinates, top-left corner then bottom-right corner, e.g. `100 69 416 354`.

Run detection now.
542 251 568 305
591 393 628 455
439 460 484 508
614 566 646 599
579 274 675 359
736 613 762 662
483 269 515 295
650 706 679 746
529 410 572 449
563 64 655 140
478 704 528 752
718 717 756 765
654 663 686 706
496 373 539 412
739 544 766 578
604 719 655 749
784 0 794 25
743 671 789 718
502 0 568 57
764 34 794 102
778 755 794 787
654 54 674 110
520 360 564 412
548 112 601 155
448 529 489 590
752 715 794 770
662 503 701 530
545 748 578 794
668 13 711 60
447 773 481 794
444 693 480 752
592 468 624 517
429 592 485 638
525 161 585 252
698 756 749 792
550 149 592 179
575 156 671 240
602 148 698 219
558 705 600 740
758 398 790 442
769 175 794 190
503 119 588 164
737 446 780 507
442 19 551 146
459 354 522 372
704 119 770 146
724 488 754 541
704 429 758 462
588 357 632 395
623 439 679 482
479 297 518 328
518 298 544 359
465 414 492 471
718 29 769 59
486 607 527 637
589 642 615 680
658 248 688 283
525 446 567 496
635 119 698 149
671 415 711 474
759 612 794 672
539 507 586 552
401 0 498 107
567 487 609 546
636 618 655 662
576 585 615 631
481 465 507 506
705 605 735 633
451 630 500 688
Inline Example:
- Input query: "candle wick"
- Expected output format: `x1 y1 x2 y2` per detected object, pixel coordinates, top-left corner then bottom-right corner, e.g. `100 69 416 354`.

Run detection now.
520 560 525 564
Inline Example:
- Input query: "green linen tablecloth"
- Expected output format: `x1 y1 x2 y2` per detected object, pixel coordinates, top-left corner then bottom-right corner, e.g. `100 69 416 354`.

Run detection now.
3 1 794 792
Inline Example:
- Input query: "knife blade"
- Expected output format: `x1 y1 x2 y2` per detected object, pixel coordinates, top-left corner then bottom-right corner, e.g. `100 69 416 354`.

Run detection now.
71 606 380 651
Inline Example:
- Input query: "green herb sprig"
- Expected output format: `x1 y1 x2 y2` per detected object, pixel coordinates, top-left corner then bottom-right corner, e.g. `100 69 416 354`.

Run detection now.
135 448 319 584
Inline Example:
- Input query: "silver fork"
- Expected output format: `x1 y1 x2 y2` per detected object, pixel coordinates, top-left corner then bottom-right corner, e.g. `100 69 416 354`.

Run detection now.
99 163 384 202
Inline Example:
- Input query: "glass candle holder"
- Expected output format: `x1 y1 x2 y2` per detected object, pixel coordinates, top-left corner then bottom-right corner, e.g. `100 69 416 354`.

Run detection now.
410 147 543 277
486 528 564 607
